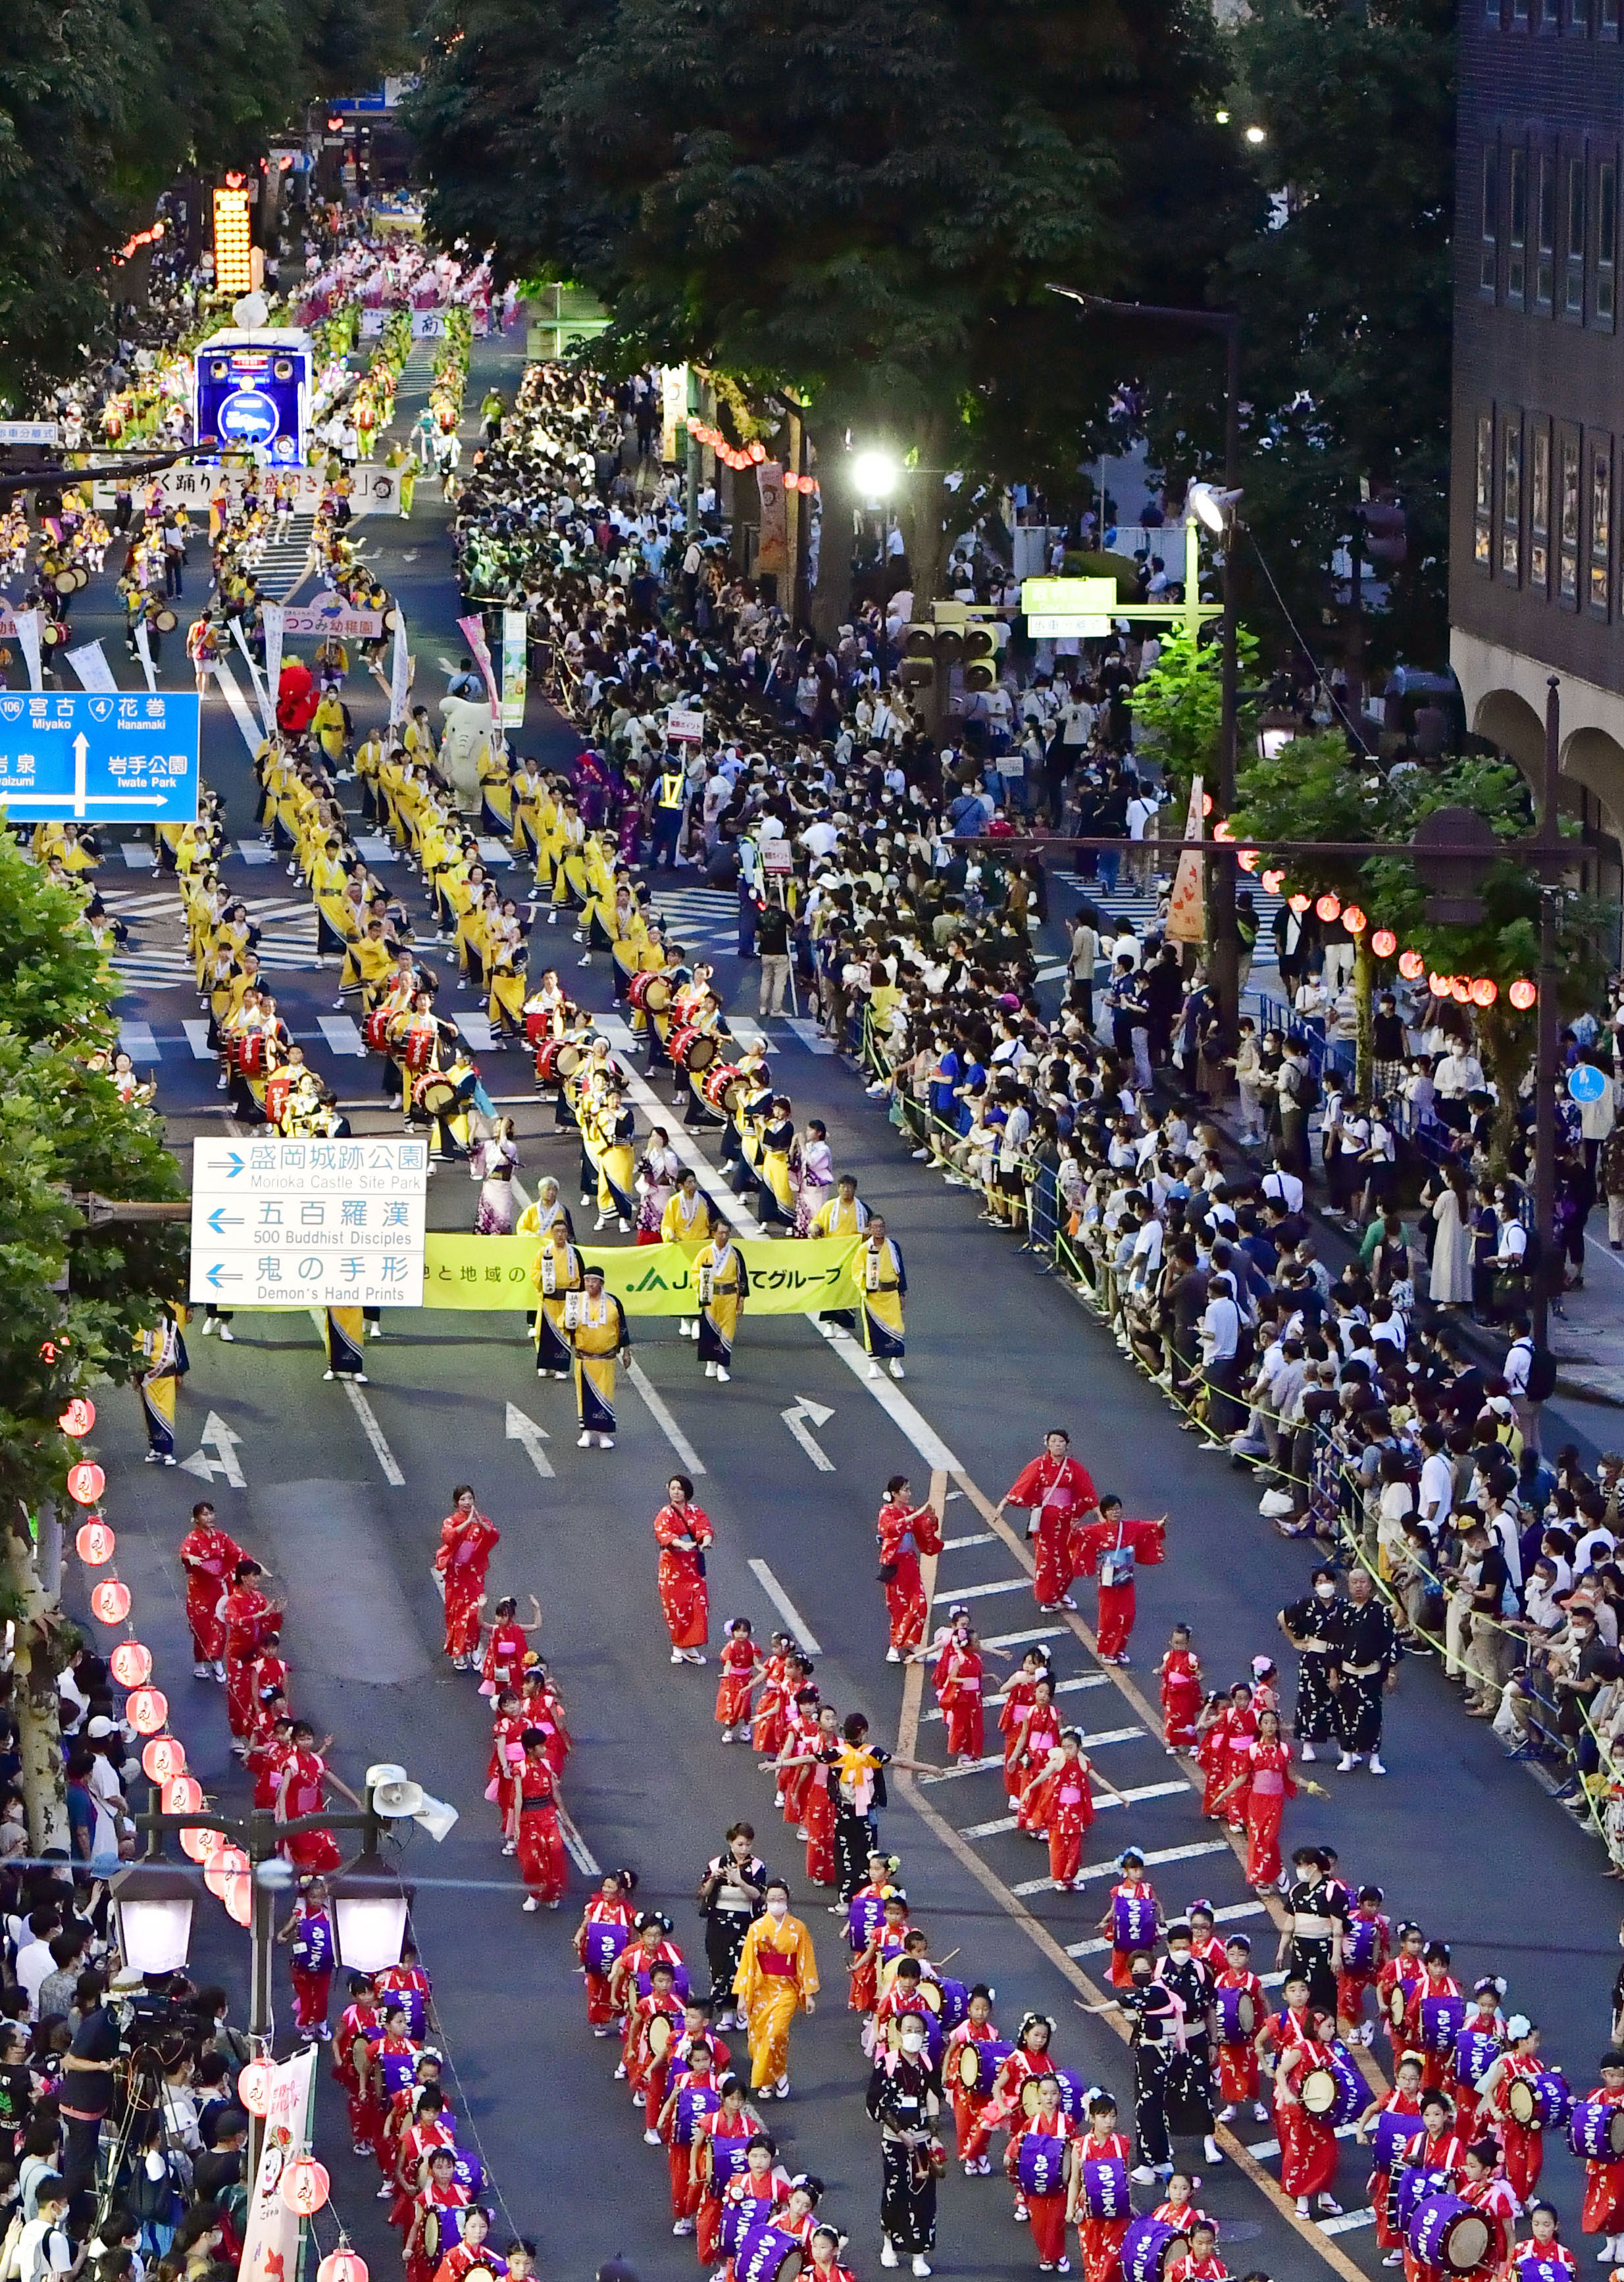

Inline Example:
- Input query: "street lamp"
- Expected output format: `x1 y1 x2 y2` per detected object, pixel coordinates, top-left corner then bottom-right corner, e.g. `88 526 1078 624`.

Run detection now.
110 1862 195 1977
1188 482 1242 535
852 449 898 501
331 1868 413 1975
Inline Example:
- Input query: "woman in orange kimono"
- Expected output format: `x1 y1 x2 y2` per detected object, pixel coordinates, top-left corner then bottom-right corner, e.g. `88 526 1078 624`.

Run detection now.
654 1475 713 1662
733 1882 819 2096
434 1486 500 1670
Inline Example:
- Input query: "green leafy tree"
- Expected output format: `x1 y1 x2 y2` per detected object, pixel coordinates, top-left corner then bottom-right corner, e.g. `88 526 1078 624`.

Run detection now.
0 834 186 1841
1127 622 1260 807
407 0 1254 615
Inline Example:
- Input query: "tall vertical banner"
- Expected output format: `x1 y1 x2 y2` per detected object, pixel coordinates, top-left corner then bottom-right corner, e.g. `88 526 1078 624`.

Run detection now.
390 607 411 726
457 612 501 719
132 618 158 696
1165 773 1207 946
501 608 528 728
262 604 285 736
755 460 787 578
229 616 270 726
65 640 118 692
238 2045 317 2282
14 609 43 694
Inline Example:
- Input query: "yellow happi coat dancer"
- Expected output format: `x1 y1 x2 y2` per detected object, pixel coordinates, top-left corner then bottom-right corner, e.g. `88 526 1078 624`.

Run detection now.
564 1271 629 1448
695 1227 748 1384
733 1891 818 2096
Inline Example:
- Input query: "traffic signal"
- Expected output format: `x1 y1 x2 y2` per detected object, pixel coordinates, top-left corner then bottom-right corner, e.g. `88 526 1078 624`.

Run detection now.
963 624 999 692
898 624 937 692
1361 500 1407 567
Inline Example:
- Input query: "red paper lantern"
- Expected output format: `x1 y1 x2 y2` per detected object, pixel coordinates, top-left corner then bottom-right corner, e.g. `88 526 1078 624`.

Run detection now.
1201 794 1214 816
110 1641 153 1688
238 2059 275 2117
1371 929 1398 959
1340 905 1367 934
1314 893 1341 923
1471 976 1499 1007
1287 894 1311 916
160 1774 201 1814
1427 971 1451 997
224 1874 251 1927
1509 977 1537 1009
280 2157 330 2216
205 1842 249 1901
748 441 766 464
180 1825 215 1862
1212 819 1234 843
66 1461 105 1507
318 2251 368 2282
1237 848 1259 873
1398 950 1425 981
1448 976 1471 1003
90 1580 132 1625
142 1735 186 1781
76 1520 115 1566
125 1687 168 1735
1261 869 1284 894
59 1398 95 1437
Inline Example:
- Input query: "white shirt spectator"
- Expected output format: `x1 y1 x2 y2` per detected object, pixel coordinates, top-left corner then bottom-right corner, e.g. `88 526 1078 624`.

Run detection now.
1419 1451 1454 1534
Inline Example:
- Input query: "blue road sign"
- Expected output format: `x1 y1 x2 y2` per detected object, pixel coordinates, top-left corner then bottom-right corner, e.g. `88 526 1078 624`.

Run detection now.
0 690 199 823
1568 1062 1609 1104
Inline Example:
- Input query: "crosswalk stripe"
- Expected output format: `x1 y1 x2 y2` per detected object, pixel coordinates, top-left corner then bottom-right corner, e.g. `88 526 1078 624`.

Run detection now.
118 1019 159 1061
979 1625 1068 1651
182 1021 215 1061
1072 1840 1231 1886
784 1019 834 1055
942 1533 995 1552
930 1577 1028 1605
921 1673 1107 1722
920 1725 1142 1783
967 1779 1194 1851
318 1016 367 1057
1246 2120 1361 2162
120 843 157 869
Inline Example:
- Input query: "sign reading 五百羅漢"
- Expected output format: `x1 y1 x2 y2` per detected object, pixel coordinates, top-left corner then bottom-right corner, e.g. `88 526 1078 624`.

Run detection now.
0 691 199 823
188 1136 428 1309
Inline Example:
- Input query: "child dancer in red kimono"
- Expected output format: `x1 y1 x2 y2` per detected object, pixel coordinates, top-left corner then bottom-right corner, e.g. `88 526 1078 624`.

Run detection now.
574 1867 638 2032
657 2038 725 2231
178 1502 241 1679
1357 2052 1423 2264
1097 1854 1161 1987
692 2077 752 2262
478 1593 542 1694
933 1613 988 1765
1019 1730 1128 1890
435 1486 499 1670
1195 1687 1244 1818
513 1729 567 1911
1000 1647 1054 1783
333 1975 384 2152
1220 1685 1260 1835
1158 1626 1203 1753
519 1661 571 1773
1338 1886 1393 2045
276 1721 359 1875
1072 2089 1134 2282
1072 1496 1166 1665
946 1985 1002 2167
1213 1934 1269 2123
1005 2073 1075 2269
487 1688 524 1844
1276 2010 1344 2219
654 1475 713 1662
776 1687 823 1836
1213 1708 1304 1891
277 1875 336 2037
715 1618 763 1742
876 1475 940 1662
217 1558 279 1746
751 1635 794 1760
1007 1675 1063 1814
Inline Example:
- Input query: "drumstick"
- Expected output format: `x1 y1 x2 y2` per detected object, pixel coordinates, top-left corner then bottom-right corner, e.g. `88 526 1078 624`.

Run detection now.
934 1948 961 1969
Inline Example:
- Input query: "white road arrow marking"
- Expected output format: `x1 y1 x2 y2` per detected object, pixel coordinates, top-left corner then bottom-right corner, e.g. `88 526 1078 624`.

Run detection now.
179 1409 247 1490
780 1394 835 1471
504 1401 555 1480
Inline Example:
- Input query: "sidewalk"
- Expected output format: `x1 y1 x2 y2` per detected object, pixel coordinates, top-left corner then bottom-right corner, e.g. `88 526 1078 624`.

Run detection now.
1548 1236 1624 1409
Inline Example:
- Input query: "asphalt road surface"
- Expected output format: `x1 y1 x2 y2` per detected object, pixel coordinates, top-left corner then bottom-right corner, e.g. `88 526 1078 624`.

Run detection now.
69 328 1624 2282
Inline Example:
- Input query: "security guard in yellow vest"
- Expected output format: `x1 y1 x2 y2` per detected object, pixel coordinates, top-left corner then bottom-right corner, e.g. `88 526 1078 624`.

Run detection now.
648 754 688 870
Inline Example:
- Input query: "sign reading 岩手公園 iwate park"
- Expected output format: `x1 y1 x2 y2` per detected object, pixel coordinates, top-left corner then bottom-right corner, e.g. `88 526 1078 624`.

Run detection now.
0 691 199 823
188 1136 428 1310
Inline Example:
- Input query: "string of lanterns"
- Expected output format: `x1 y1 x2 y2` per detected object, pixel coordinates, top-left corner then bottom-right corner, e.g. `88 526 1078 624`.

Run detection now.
62 1392 339 2228
1210 822 1539 1011
685 420 820 493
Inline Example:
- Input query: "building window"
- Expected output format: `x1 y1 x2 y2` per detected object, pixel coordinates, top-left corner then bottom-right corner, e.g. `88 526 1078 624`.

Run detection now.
1483 146 1500 293
1512 0 1529 26
1508 147 1528 299
1569 0 1590 29
1605 0 1619 37
1598 159 1617 321
1591 438 1613 613
1560 427 1581 600
1531 420 1552 590
1536 153 1556 307
1475 413 1494 567
1502 417 1523 580
1542 0 1558 26
1567 157 1586 313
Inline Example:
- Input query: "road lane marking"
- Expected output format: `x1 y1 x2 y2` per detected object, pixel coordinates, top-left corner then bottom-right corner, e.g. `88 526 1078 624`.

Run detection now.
814 1319 961 1469
182 1020 215 1060
966 1782 1187 1845
980 1625 1069 1652
781 1394 835 1471
504 1401 555 1479
342 1380 405 1486
625 1357 706 1475
119 1018 159 1061
920 1725 1144 1785
942 1533 995 1551
557 1803 599 1877
748 1558 822 1654
921 1673 1108 1721
1072 1840 1231 1885
318 1015 367 1057
929 1577 1028 1604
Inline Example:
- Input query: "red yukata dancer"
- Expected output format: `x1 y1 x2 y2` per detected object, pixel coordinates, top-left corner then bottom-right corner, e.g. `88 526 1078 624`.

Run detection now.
946 1987 1001 2166
792 1706 841 1885
1157 1627 1202 1754
1377 1925 1428 2073
849 1893 910 2019
429 2208 497 2282
1097 1856 1160 1989
1168 2225 1226 2282
692 2079 752 2262
1579 2055 1624 2258
435 1485 500 1670
478 1592 542 1695
217 1558 279 1746
776 1688 823 1835
375 1946 432 2042
1220 1688 1259 1834
1361 2057 1424 2260
575 1869 638 2031
1000 1649 1052 1781
1005 2081 1075 2271
404 2152 470 2282
655 1474 713 1663
1019 1732 1127 1890
1213 1937 1267 2121
715 1619 763 1742
658 2048 723 2231
1404 1950 1465 2096
933 1614 988 1765
1213 1710 1299 1891
277 1876 336 2037
1072 1497 1166 1665
178 1501 241 1677
1338 1891 1393 2042
332 1977 384 2152
1456 2145 1521 2275
1072 2098 1134 2282
246 1704 293 1811
751 1636 794 1759
392 2087 455 2225
994 1427 1099 1613
519 1663 571 1773
486 1690 524 1843
276 1721 360 1874
1446 1981 1506 2141
1479 2019 1550 2202
1007 1680 1063 1815
876 1475 940 1662
1277 2014 1344 2219
959 2017 1059 2193
513 1731 567 1910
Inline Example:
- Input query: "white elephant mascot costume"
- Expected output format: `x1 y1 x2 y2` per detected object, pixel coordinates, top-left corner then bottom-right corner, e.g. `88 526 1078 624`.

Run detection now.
438 694 502 814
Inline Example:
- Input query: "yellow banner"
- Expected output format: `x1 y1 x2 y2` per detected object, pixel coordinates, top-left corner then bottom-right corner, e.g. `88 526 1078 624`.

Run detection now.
422 1233 867 1313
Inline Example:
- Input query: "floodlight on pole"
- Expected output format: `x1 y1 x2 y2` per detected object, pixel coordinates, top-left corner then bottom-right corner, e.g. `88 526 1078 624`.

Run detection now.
1188 481 1242 534
852 449 898 500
